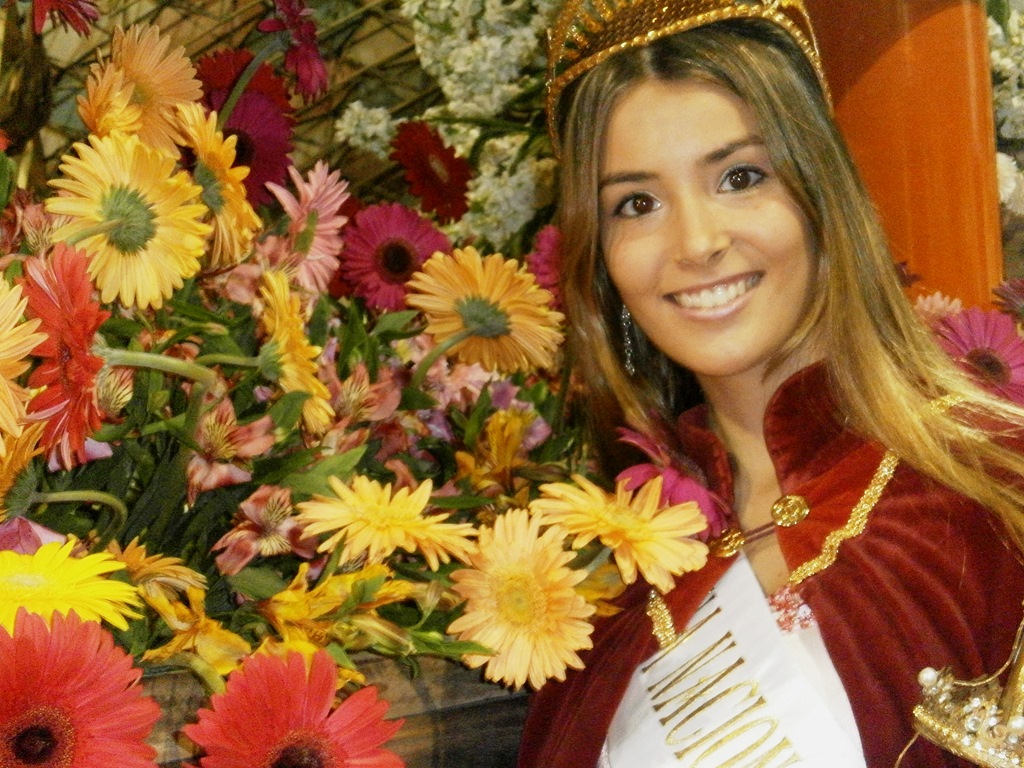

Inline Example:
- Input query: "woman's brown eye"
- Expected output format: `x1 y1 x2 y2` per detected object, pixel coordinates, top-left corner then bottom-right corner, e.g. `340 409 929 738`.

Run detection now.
632 195 656 214
727 169 752 189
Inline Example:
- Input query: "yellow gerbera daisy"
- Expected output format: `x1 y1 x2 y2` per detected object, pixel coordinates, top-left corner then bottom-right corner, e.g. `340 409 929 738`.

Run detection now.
259 270 334 435
47 132 211 309
176 102 261 269
77 61 144 138
405 246 564 374
530 475 709 594
109 23 203 155
0 422 45 518
0 540 142 631
296 475 477 569
447 508 596 690
0 279 44 451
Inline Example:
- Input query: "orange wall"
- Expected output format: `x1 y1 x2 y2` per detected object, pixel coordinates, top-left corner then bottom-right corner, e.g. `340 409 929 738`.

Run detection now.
806 0 1002 307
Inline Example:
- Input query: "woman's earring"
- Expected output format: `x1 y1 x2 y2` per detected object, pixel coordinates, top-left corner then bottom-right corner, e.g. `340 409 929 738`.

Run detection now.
620 305 636 376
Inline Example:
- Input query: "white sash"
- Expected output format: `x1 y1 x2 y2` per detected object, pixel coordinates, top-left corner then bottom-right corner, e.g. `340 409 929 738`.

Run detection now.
599 556 866 767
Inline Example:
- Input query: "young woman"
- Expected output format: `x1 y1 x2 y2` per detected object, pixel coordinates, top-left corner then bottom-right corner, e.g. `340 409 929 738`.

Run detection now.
518 3 1024 767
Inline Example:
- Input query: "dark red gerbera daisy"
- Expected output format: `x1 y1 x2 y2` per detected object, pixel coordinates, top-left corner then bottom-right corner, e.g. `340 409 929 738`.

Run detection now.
33 0 99 35
390 121 472 224
196 49 295 208
22 244 110 470
258 0 329 100
340 202 452 311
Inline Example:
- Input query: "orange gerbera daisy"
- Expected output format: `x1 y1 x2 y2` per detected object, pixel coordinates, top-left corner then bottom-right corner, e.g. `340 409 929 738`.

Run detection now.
108 23 203 155
184 650 404 768
405 246 564 374
447 507 595 690
0 609 160 768
22 245 110 470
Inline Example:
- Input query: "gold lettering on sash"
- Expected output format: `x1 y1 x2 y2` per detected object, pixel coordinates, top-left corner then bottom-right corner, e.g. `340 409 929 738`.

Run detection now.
642 616 801 765
642 605 723 672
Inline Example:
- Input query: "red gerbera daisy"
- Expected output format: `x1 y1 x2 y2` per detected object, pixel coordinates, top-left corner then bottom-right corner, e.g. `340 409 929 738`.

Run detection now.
0 608 160 768
389 122 471 224
197 49 295 208
257 0 329 100
184 650 404 768
936 306 1024 403
22 245 110 470
340 202 451 312
33 0 99 35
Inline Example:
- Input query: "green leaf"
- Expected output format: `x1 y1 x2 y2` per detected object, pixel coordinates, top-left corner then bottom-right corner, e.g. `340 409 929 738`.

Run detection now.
371 310 420 338
428 494 494 510
267 391 310 433
0 152 15 209
227 566 290 600
989 0 1010 30
399 386 437 410
281 447 367 495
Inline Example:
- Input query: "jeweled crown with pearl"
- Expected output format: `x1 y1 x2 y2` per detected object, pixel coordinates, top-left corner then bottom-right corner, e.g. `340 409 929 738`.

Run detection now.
911 610 1024 766
544 0 829 150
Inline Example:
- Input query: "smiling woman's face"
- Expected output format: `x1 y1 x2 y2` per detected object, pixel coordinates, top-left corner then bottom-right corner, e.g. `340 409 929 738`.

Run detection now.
599 77 818 392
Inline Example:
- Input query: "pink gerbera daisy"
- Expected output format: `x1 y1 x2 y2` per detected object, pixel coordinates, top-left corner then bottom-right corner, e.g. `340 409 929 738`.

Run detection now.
340 202 451 311
936 306 1024 403
197 49 294 208
265 161 351 293
0 608 160 768
389 122 471 223
183 650 404 768
525 225 563 311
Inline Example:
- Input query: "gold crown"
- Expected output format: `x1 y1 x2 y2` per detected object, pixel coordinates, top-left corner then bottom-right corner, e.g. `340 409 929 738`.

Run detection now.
910 612 1024 766
544 0 829 149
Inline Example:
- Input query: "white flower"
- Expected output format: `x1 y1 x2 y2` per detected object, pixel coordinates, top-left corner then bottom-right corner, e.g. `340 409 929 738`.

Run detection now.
334 101 398 158
998 151 1020 203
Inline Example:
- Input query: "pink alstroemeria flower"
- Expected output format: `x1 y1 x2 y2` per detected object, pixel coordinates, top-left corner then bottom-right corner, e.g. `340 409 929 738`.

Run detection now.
186 397 277 503
212 485 318 576
615 427 727 539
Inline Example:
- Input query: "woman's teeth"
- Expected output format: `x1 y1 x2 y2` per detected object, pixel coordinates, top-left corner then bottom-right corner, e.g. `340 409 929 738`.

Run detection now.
673 274 760 309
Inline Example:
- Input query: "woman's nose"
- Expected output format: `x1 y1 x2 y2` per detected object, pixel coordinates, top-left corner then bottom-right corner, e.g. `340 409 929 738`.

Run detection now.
671 199 728 266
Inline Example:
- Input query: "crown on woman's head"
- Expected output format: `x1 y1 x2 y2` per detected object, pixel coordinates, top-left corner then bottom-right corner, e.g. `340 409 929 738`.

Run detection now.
545 0 829 149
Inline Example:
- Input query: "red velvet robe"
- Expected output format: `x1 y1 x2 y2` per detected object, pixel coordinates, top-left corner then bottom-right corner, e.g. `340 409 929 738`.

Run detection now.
518 366 1024 768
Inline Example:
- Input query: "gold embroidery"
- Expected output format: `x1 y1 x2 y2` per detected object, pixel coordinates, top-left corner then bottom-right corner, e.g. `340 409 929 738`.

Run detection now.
647 589 677 649
787 449 899 585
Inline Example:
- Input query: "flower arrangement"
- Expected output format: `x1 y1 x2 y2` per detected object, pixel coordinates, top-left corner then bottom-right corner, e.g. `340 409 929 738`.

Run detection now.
4 1 1024 766
0 1 714 765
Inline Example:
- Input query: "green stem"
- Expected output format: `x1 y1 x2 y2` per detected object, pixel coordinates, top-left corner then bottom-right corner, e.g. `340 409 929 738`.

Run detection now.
193 353 260 368
160 652 226 695
101 349 219 391
217 35 287 129
28 490 128 547
408 329 475 390
59 219 123 247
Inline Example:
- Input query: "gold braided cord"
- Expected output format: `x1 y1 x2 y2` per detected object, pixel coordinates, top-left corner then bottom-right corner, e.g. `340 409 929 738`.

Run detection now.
646 589 677 649
545 0 830 148
787 450 900 586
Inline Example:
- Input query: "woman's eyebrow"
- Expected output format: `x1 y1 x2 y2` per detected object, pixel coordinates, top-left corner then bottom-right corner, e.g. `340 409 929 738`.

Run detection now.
598 135 766 191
